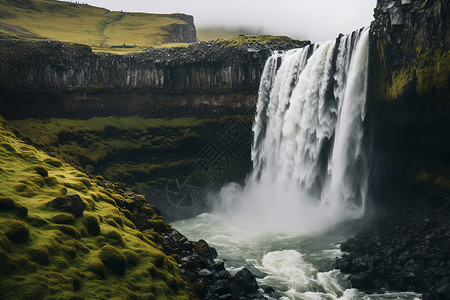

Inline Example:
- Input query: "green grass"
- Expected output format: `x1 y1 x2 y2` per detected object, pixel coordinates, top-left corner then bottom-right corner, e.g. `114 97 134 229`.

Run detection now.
0 115 195 299
215 34 308 48
0 0 191 53
7 115 253 194
196 26 262 41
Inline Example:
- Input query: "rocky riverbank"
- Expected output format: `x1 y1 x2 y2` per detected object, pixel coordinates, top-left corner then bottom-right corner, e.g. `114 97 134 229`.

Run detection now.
95 176 272 299
336 187 450 299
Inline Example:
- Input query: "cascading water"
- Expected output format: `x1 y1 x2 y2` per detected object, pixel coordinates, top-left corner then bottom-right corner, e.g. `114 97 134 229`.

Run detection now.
215 27 370 234
173 28 420 299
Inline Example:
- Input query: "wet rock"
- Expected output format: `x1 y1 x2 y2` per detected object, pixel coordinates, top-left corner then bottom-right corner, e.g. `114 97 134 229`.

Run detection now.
194 239 218 260
349 272 375 289
233 268 259 293
46 194 85 217
337 200 450 295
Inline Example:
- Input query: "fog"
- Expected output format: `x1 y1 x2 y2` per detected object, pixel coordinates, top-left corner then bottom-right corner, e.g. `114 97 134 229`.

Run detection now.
70 0 376 42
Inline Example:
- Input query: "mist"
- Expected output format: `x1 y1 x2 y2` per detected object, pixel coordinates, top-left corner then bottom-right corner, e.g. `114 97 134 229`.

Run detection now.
68 0 376 42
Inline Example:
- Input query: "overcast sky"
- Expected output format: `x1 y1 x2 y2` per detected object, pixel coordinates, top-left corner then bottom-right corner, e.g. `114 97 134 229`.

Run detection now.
74 0 376 42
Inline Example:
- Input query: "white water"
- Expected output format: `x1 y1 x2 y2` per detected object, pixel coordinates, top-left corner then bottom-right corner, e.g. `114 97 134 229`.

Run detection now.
174 214 420 299
173 28 421 299
216 28 370 235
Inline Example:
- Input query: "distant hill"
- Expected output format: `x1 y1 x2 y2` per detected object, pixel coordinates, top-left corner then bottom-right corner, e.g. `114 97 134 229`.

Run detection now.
0 0 196 53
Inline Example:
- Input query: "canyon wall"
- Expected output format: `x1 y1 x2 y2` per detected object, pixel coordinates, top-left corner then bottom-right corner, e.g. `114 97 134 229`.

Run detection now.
0 39 307 119
368 0 449 206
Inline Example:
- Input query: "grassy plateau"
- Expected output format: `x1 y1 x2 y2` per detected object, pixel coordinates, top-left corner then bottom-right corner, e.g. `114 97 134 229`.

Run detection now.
0 0 191 53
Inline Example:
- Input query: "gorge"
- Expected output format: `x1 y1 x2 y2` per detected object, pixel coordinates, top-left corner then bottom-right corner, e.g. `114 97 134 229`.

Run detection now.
0 0 449 299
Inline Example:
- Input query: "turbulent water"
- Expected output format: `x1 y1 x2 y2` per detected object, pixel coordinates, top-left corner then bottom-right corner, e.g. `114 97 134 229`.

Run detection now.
173 28 420 299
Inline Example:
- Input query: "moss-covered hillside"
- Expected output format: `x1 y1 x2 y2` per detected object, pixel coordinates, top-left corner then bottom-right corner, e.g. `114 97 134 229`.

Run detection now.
6 115 254 220
0 115 196 299
0 0 196 53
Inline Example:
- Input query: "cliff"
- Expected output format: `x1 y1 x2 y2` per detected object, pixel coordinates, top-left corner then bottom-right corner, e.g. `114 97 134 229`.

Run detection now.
368 0 450 205
0 38 308 119
336 1 450 296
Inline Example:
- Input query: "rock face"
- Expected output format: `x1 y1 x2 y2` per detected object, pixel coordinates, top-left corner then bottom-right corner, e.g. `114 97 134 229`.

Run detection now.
337 1 450 297
162 14 197 43
0 39 307 119
367 0 450 204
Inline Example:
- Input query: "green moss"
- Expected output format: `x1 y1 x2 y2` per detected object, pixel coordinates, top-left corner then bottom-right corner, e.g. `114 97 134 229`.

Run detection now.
122 249 139 266
44 176 61 187
384 48 449 100
27 215 48 227
0 117 193 298
27 246 50 265
29 165 48 177
0 219 29 243
216 34 308 48
87 259 106 278
147 219 171 233
104 229 125 247
84 214 100 235
414 170 450 190
50 213 76 224
54 224 81 239
61 245 77 260
99 245 127 275
415 49 450 96
7 254 37 274
44 157 63 167
388 68 414 100
0 234 12 252
0 196 28 217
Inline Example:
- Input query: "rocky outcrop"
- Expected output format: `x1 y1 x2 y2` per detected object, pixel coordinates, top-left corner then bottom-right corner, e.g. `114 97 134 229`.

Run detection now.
367 0 450 205
336 194 450 295
337 1 450 297
0 39 307 119
162 14 197 43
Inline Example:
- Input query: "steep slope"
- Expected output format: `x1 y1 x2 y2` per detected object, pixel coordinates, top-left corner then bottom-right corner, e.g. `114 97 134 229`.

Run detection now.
0 115 195 299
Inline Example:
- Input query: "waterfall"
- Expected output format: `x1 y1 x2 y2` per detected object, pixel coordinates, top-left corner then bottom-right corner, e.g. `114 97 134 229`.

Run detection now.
216 28 370 234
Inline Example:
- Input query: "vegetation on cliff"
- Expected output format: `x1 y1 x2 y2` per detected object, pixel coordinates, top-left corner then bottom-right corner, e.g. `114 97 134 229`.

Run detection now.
6 115 254 219
369 0 450 194
215 34 309 49
0 0 196 53
0 115 196 299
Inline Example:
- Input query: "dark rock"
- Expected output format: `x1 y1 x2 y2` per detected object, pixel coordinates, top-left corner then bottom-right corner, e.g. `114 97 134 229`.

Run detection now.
259 285 275 294
46 194 85 217
233 268 259 293
198 269 213 277
194 239 218 260
435 283 450 299
349 272 375 289
210 280 232 295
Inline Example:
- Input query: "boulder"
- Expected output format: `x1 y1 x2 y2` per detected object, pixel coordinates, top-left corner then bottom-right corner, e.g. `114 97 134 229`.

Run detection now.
46 194 85 216
194 239 218 260
233 268 259 293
